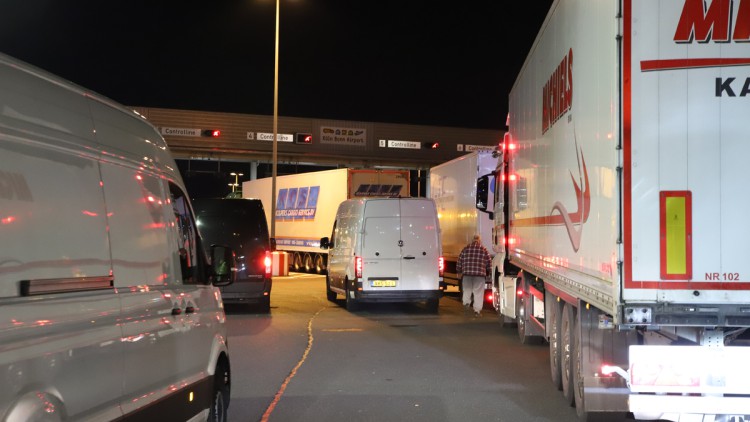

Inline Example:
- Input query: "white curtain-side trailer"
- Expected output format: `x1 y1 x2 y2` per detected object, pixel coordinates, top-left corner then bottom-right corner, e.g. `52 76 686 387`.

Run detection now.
475 0 750 420
242 168 410 273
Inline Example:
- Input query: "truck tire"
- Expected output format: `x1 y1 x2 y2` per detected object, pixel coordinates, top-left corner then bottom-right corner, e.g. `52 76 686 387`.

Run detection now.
561 303 576 406
516 294 536 344
325 276 337 302
209 359 230 422
548 297 563 390
573 318 587 419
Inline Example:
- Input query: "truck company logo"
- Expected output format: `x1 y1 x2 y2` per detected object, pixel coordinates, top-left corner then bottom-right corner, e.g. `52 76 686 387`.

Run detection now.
640 0 750 97
353 184 404 197
514 135 590 252
542 49 573 134
275 186 320 221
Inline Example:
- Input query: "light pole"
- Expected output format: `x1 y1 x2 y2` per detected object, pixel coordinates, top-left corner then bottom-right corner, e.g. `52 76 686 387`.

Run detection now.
271 0 280 239
229 172 244 193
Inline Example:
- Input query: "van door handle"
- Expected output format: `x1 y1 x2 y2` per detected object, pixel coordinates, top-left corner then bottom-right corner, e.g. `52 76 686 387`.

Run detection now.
403 256 415 260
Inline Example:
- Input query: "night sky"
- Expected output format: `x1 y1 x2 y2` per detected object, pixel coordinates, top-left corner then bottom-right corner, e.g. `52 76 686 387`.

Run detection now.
0 1 553 130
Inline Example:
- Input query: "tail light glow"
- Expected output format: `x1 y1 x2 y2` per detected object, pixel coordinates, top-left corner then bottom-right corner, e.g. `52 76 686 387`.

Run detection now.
438 256 444 276
264 251 272 278
355 256 362 279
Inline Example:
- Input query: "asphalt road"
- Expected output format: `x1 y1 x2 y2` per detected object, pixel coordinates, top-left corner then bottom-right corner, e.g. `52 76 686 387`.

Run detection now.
223 273 634 422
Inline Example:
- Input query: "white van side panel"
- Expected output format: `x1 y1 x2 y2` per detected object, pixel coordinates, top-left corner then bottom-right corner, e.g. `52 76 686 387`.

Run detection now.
328 200 363 288
0 61 123 419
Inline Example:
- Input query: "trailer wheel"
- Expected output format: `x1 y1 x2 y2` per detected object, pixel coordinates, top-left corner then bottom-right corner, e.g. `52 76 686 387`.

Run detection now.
548 297 563 390
303 253 313 272
516 294 536 344
573 318 587 419
561 303 576 406
314 254 326 274
293 253 302 272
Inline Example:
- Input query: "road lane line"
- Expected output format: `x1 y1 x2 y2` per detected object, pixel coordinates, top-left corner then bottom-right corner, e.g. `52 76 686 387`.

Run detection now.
259 305 327 422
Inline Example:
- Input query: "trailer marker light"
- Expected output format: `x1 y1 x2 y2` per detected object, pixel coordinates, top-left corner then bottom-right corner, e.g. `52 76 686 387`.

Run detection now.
517 289 523 296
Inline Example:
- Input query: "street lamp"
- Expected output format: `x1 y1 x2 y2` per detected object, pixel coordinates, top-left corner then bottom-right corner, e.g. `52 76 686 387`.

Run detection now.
271 0 280 240
229 172 244 193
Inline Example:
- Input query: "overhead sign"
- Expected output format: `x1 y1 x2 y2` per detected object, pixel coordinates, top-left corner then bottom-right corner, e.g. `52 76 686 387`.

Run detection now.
160 127 201 137
466 144 495 152
320 126 367 147
379 139 421 149
256 132 294 142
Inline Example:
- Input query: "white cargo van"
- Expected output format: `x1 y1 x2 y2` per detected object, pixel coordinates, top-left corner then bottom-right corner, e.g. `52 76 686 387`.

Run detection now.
320 198 443 312
0 52 233 422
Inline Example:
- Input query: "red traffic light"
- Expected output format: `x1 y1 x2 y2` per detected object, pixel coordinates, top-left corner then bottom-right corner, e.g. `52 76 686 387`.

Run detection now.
295 133 313 144
202 129 221 137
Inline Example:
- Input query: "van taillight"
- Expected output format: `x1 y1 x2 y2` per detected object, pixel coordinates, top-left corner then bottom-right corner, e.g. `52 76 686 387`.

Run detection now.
438 256 444 276
264 251 272 278
355 256 362 279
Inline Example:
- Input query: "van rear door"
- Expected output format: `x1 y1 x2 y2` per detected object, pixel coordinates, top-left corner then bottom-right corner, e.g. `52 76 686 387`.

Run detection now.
361 200 402 289
399 199 440 290
361 199 440 292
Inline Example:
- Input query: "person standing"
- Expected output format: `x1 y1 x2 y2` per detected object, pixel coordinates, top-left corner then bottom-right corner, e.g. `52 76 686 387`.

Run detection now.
456 234 492 317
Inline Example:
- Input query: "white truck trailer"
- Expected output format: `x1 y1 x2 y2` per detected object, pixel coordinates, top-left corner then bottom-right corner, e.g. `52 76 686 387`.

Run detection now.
429 151 496 288
475 0 750 420
243 168 410 273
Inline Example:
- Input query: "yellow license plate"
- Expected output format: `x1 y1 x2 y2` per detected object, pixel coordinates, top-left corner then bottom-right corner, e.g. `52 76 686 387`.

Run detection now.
371 280 397 287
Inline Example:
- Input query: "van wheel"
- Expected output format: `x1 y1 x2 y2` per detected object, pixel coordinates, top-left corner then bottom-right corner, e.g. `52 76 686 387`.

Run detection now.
209 360 230 422
259 296 271 313
303 254 313 273
315 254 326 274
426 298 439 314
325 276 337 302
345 280 359 311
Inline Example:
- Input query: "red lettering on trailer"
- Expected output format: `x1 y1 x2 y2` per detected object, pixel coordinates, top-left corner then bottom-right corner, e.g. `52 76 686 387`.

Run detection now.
674 0 750 42
542 49 573 134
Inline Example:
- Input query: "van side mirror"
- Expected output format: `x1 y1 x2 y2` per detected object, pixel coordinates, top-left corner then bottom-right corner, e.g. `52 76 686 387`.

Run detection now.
319 237 331 249
476 175 495 220
210 244 236 286
270 238 277 252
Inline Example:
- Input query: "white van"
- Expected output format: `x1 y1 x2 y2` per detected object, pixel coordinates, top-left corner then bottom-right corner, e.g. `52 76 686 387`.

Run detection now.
320 197 443 312
0 53 233 422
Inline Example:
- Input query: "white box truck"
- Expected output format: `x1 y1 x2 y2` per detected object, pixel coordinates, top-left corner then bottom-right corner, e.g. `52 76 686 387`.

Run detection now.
429 151 496 288
475 0 750 420
242 168 410 273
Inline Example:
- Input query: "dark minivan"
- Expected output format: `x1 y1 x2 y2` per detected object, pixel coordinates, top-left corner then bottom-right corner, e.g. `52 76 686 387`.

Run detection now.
194 198 273 312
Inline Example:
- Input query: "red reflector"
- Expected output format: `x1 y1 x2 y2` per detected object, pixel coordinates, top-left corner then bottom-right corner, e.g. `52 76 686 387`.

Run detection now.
355 256 362 279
